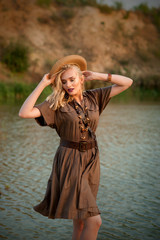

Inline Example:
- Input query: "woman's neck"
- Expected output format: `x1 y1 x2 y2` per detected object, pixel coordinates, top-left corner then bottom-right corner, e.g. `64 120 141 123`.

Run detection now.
73 92 83 105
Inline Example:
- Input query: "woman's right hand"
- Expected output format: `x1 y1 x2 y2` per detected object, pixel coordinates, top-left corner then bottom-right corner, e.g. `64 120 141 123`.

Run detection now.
40 73 56 87
19 73 57 119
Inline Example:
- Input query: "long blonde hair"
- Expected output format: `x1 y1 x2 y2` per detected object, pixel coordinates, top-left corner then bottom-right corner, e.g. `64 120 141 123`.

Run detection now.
46 64 84 110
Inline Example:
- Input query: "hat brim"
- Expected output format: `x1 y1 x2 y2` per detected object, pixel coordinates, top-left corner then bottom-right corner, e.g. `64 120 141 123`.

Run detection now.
49 55 87 77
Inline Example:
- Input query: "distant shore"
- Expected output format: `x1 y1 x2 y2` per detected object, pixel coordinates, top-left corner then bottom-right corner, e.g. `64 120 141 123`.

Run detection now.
0 81 159 105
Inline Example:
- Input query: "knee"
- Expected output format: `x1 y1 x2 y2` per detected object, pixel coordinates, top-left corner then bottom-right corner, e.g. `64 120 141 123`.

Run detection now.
85 215 102 230
95 216 102 229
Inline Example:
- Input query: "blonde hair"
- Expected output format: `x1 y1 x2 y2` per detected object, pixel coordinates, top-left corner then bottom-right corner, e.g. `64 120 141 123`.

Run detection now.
46 64 85 110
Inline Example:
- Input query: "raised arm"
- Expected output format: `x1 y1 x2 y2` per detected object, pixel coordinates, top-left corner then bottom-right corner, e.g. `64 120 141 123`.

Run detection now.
18 73 55 119
82 71 133 98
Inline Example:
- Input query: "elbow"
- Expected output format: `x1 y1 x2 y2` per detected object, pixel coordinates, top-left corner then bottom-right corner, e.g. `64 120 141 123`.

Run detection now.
129 78 133 86
18 110 27 118
18 111 24 118
126 78 133 88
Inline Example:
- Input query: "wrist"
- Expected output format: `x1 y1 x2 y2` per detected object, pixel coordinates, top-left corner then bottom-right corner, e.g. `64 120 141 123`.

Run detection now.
96 73 112 81
94 72 108 81
38 80 48 89
105 73 112 82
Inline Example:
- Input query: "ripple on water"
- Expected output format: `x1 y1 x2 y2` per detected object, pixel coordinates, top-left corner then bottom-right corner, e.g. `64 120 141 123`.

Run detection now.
0 104 160 240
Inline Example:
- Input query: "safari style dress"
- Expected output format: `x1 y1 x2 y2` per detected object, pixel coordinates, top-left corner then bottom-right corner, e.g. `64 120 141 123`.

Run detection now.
33 85 112 219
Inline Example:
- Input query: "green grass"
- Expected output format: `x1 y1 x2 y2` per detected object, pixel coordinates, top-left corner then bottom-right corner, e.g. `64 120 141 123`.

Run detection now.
110 87 160 103
0 81 159 105
0 82 52 105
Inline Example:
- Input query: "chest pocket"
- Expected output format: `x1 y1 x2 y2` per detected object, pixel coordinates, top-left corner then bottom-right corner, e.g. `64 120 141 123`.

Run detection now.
59 104 77 125
87 104 99 119
59 104 75 113
59 102 99 123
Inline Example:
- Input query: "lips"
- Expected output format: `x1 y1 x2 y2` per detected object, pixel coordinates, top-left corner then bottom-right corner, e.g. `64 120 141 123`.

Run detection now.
68 88 74 92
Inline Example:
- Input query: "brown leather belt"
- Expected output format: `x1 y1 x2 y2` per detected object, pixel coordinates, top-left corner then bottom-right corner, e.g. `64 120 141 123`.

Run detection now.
60 139 98 152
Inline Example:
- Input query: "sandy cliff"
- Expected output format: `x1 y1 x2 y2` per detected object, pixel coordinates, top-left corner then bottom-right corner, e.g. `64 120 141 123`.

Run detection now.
0 0 160 86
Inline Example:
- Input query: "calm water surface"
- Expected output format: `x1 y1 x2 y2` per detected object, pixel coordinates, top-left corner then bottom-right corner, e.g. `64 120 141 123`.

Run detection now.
0 103 160 240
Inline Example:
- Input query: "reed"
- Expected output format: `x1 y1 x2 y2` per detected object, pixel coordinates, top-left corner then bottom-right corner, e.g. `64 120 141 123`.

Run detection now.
0 82 52 105
0 82 159 105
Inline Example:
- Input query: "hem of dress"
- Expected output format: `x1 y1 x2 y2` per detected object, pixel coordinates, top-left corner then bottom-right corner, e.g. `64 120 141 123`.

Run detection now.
33 206 101 220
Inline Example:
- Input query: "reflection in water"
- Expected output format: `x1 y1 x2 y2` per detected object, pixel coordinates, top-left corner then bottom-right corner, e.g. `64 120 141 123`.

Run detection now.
0 104 160 240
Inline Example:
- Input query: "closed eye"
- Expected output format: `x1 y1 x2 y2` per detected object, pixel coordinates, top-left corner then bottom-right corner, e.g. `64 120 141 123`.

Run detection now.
61 77 75 84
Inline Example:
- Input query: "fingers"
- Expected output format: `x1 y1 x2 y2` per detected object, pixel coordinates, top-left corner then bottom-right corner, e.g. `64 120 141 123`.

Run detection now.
82 72 91 78
41 73 55 86
82 70 89 75
45 73 50 80
43 73 50 79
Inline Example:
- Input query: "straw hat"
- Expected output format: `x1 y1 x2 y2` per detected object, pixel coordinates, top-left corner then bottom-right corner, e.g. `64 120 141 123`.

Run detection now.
49 55 87 78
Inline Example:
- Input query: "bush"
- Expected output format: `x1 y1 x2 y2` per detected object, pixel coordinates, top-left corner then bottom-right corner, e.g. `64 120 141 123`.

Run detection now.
78 0 96 6
37 16 50 24
137 49 150 62
36 0 52 7
153 47 160 59
51 9 75 23
44 59 57 72
134 4 160 32
151 8 160 32
1 41 29 72
61 9 75 19
113 1 123 10
123 11 130 19
97 4 113 14
54 0 97 7
0 82 7 101
134 3 150 14
50 12 61 22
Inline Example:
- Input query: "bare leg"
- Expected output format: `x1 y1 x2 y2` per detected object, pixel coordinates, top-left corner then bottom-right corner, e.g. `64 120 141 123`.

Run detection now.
72 219 84 240
80 215 102 240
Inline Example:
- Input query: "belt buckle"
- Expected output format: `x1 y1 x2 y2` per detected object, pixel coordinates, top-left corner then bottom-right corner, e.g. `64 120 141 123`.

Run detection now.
79 141 87 152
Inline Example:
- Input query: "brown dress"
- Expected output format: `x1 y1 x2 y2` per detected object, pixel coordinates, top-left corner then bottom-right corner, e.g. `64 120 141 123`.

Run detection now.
33 85 112 219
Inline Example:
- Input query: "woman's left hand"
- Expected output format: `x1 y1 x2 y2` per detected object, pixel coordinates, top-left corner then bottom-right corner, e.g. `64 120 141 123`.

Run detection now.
82 71 98 81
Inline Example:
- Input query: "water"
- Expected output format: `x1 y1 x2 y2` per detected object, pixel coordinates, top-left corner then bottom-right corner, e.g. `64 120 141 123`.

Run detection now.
0 104 160 240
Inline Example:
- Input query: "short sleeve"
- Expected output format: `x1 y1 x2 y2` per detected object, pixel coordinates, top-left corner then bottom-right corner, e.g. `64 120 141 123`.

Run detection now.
88 85 112 115
34 100 56 128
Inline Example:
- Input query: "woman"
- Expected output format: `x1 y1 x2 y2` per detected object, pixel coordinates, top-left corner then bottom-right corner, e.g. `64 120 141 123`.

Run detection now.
19 55 133 240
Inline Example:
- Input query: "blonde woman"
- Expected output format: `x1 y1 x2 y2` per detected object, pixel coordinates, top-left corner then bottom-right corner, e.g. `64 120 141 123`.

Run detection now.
19 55 133 240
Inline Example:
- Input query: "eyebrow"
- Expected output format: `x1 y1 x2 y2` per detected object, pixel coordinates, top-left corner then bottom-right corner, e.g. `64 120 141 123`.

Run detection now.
61 76 75 81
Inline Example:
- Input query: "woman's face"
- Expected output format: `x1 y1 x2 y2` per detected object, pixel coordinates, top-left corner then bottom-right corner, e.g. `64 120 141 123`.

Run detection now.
61 68 84 96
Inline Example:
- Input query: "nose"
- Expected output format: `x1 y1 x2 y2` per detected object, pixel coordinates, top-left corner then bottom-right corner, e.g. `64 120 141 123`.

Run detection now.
66 81 72 88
